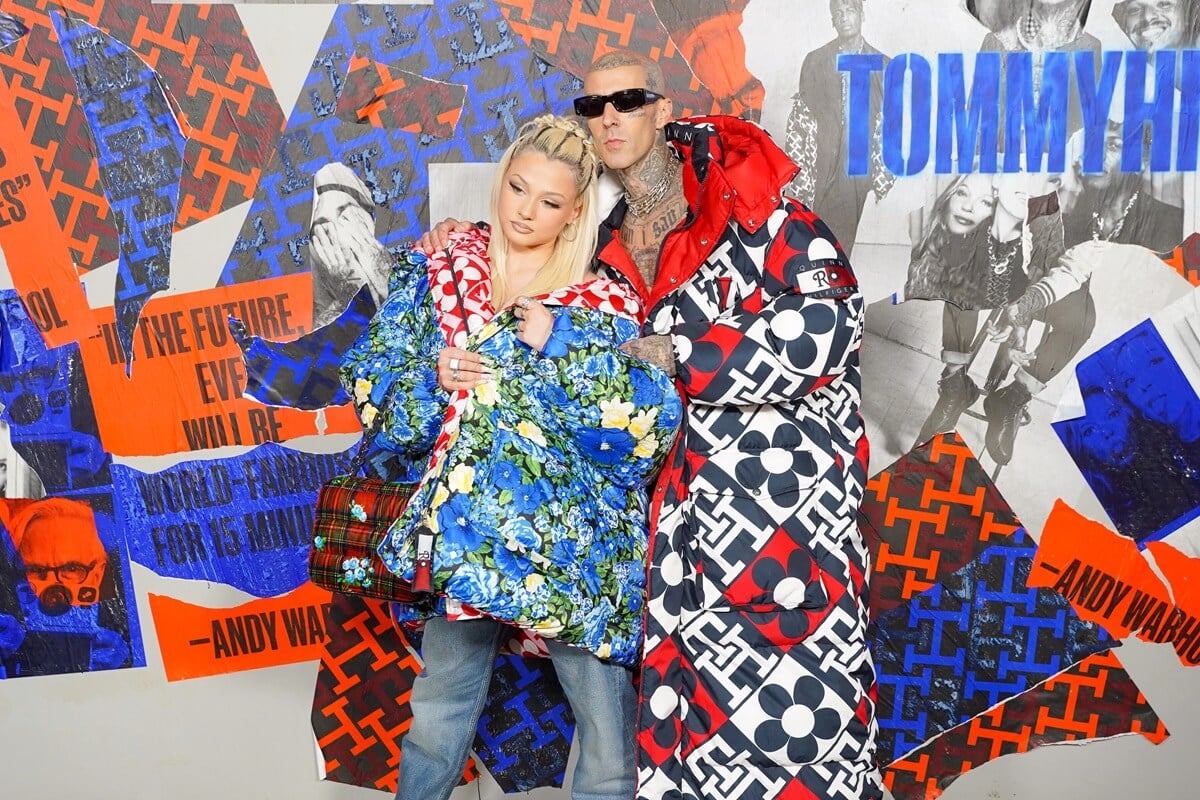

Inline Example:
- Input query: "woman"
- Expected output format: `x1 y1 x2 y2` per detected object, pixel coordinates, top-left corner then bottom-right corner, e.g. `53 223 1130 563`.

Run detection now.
339 115 682 800
909 170 1064 452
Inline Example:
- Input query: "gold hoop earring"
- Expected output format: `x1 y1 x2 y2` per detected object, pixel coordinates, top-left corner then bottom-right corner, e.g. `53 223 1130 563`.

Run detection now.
561 221 578 242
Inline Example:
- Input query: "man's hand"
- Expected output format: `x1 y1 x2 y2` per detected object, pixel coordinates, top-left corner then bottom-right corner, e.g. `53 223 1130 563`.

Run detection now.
619 334 676 376
512 296 554 352
418 218 477 253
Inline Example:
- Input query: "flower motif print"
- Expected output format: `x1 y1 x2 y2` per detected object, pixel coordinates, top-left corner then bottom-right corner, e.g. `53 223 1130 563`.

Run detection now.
340 557 375 588
753 677 845 765
736 422 816 496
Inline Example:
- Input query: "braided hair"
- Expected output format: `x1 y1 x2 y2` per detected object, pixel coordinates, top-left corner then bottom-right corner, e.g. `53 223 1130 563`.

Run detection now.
488 115 601 307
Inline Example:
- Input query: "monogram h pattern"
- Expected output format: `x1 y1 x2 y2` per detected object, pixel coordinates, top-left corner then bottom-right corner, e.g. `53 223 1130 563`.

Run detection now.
861 435 1165 794
217 2 581 287
494 0 715 116
637 156 879 800
883 649 1168 800
312 593 575 793
0 1 281 270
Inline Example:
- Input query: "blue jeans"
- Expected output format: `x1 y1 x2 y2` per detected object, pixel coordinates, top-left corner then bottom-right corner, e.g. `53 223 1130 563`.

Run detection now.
396 616 637 800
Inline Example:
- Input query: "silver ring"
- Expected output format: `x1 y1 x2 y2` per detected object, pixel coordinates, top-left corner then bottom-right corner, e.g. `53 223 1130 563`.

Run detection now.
519 297 531 309
449 357 460 371
451 367 461 381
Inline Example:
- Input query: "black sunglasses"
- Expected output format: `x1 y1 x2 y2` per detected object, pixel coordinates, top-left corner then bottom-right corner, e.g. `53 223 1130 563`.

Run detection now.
573 88 665 118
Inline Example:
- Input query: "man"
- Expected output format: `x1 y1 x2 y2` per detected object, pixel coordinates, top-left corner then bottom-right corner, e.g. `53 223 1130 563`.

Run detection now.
784 0 891 257
587 52 879 800
0 498 131 676
1112 0 1191 51
425 52 880 800
308 162 391 328
984 119 1184 465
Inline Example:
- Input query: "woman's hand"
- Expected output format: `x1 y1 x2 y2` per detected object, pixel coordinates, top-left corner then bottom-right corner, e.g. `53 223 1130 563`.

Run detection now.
418 218 477 253
438 347 492 392
513 296 553 352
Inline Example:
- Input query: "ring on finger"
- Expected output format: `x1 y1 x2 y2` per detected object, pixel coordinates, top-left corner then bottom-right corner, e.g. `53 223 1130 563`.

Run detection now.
451 367 461 381
449 357 460 371
519 297 531 309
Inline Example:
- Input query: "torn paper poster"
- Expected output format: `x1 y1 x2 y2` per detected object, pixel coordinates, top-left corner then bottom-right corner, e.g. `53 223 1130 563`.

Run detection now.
0 1 282 271
1029 500 1200 668
1052 318 1200 544
69 273 360 456
52 12 187 370
312 593 575 793
858 431 1022 619
216 2 579 287
0 79 98 351
870 524 1115 763
149 580 331 681
882 649 1168 800
114 442 354 597
0 495 144 679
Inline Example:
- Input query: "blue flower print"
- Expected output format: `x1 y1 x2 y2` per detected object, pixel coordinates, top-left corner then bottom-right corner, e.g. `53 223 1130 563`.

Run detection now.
629 367 664 408
580 560 603 595
445 563 501 607
511 479 549 515
495 546 535 580
583 351 619 378
500 517 540 551
578 427 636 466
493 459 523 491
550 538 578 570
438 493 482 553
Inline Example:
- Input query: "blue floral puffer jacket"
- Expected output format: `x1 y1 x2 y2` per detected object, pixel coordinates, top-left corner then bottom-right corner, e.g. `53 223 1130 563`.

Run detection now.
339 230 682 665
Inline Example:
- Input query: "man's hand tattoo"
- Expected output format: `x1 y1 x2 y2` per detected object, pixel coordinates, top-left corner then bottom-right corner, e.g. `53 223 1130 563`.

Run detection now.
619 334 676 376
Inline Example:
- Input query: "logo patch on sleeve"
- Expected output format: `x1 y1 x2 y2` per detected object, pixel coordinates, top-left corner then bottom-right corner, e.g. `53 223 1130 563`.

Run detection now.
796 258 858 299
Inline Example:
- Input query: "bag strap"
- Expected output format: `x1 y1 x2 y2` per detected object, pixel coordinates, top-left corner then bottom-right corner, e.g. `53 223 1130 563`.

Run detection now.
348 378 402 476
346 246 471 477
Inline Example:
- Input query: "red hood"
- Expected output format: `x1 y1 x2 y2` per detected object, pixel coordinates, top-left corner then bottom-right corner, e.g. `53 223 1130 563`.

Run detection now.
669 115 799 231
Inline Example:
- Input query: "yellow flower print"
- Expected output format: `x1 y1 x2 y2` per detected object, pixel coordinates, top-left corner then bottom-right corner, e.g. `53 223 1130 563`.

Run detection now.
447 463 475 494
361 404 378 428
634 432 659 459
431 484 450 510
525 574 545 591
517 421 547 446
627 408 659 439
474 380 498 406
597 642 611 659
600 397 635 429
534 618 564 637
353 379 372 406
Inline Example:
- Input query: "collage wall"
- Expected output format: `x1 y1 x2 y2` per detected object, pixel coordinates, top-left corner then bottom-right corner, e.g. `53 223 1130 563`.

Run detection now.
0 1 1198 799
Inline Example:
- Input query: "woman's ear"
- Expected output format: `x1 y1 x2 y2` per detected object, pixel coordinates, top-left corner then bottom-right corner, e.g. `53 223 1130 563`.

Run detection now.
569 202 583 224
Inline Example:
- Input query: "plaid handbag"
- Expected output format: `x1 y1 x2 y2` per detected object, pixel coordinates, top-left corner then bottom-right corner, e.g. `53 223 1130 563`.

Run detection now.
308 384 423 602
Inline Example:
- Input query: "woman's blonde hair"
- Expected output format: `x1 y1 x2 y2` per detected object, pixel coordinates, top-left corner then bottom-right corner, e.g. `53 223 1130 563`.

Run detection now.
487 114 601 308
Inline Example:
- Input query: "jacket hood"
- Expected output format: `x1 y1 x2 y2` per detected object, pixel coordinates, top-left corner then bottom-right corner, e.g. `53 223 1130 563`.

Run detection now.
667 115 800 230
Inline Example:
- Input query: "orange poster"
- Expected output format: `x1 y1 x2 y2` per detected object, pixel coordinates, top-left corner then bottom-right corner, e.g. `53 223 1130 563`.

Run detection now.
1029 500 1200 667
0 74 98 348
74 274 360 456
149 581 333 681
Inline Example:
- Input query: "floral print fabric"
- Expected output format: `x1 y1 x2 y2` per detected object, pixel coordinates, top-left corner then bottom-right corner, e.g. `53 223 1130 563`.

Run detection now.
340 231 682 666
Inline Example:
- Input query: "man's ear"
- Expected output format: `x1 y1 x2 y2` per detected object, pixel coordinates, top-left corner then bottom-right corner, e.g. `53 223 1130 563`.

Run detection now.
655 97 673 130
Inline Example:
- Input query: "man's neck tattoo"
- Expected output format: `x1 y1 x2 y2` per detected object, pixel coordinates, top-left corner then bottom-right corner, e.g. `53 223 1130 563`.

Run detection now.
626 158 681 218
622 143 681 219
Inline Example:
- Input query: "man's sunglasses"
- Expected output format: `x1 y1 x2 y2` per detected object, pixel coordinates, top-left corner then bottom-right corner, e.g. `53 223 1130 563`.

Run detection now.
573 88 665 118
